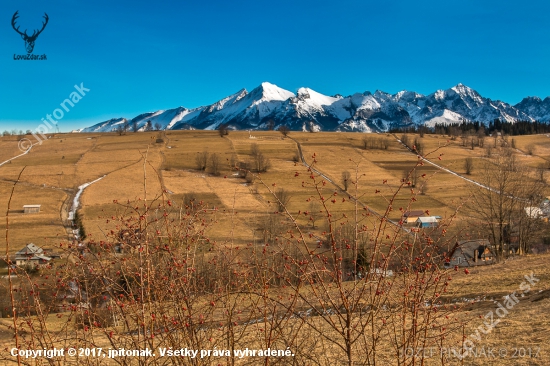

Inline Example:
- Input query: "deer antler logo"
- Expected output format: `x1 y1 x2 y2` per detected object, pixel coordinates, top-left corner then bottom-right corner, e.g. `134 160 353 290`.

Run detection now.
11 11 49 54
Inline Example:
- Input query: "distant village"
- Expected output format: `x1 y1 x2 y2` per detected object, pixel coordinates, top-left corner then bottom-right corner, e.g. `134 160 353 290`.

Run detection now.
11 193 550 271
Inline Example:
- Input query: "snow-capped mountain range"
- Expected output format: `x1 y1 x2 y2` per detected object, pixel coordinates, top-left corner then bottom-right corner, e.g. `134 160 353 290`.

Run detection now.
79 82 550 133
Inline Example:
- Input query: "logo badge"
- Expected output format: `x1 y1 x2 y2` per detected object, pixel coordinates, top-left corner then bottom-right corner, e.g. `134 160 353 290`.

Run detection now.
12 11 48 60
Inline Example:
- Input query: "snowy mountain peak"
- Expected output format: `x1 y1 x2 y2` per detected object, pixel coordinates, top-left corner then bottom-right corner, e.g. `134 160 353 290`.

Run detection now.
255 82 295 101
451 83 478 96
296 87 339 106
373 90 392 102
394 90 408 99
519 96 542 103
394 90 424 102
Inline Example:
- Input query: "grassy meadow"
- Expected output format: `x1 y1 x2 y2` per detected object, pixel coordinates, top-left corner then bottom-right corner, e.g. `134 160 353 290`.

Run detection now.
0 130 549 253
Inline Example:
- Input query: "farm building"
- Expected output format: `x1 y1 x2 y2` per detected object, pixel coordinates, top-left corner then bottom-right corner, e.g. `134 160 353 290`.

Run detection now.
14 244 60 267
14 243 51 266
402 210 426 224
416 216 439 228
23 205 41 214
445 239 496 268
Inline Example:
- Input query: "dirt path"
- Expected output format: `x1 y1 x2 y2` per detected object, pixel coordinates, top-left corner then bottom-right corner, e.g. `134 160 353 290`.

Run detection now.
0 142 37 167
289 136 409 233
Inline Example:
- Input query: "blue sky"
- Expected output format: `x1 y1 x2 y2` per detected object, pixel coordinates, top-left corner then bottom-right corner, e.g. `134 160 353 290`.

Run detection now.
1 0 549 132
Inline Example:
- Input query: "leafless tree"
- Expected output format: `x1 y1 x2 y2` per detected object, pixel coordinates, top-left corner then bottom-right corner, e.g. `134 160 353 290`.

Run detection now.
255 152 270 172
210 152 221 176
477 129 485 147
419 126 426 137
449 126 459 140
154 122 162 131
403 168 418 188
342 170 351 191
251 143 261 159
274 188 291 212
502 134 509 147
308 200 322 229
145 120 153 131
251 143 270 172
467 154 544 259
486 145 493 157
537 164 546 183
278 125 290 137
195 150 209 171
132 120 139 133
258 212 285 245
414 137 424 155
364 136 391 150
236 160 251 178
218 123 229 137
465 157 474 175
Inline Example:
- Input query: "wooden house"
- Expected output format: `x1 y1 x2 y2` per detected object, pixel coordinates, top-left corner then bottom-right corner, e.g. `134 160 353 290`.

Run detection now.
402 210 426 224
445 239 496 268
15 243 51 266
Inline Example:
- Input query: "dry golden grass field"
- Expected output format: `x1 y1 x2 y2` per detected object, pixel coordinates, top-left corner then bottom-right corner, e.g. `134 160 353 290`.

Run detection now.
0 131 549 364
0 131 549 251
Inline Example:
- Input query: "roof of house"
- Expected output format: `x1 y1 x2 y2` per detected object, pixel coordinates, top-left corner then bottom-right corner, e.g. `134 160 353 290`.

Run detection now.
15 243 43 256
28 254 52 261
450 239 493 264
417 216 438 223
23 205 41 208
403 210 425 218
